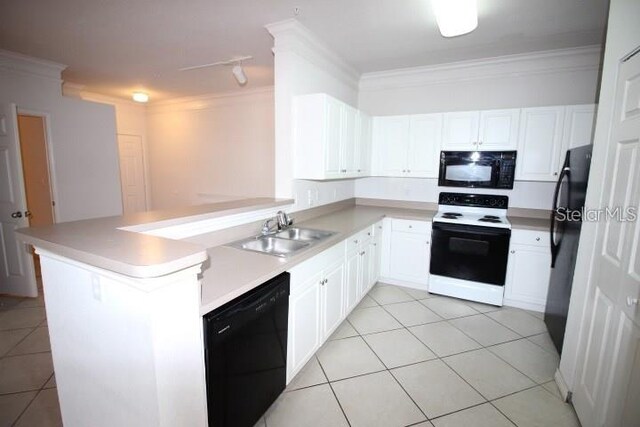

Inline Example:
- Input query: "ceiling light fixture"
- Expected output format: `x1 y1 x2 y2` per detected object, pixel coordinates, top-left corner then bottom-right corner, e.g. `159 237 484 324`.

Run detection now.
431 0 478 38
132 92 149 103
179 56 253 87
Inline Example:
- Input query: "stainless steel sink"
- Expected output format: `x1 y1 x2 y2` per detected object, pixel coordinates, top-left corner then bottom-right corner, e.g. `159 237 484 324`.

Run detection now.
229 227 336 257
230 236 310 257
274 227 336 241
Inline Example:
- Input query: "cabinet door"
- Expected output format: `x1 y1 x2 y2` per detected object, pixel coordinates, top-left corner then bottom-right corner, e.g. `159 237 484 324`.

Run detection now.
360 248 371 299
407 114 442 177
504 245 551 310
516 107 565 181
324 97 343 177
287 273 322 380
372 116 410 175
388 231 430 284
355 112 372 175
478 109 519 150
561 104 596 151
321 260 345 339
442 111 480 150
344 249 361 313
341 104 357 175
373 231 383 285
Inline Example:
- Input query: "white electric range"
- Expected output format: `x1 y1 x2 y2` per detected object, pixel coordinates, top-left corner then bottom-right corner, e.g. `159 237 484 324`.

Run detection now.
429 193 512 306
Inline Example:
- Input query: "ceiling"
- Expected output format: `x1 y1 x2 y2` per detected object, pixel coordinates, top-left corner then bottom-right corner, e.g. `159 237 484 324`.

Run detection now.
0 0 609 102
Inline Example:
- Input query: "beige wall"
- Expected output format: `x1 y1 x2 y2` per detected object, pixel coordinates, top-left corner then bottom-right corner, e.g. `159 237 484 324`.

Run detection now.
146 88 275 210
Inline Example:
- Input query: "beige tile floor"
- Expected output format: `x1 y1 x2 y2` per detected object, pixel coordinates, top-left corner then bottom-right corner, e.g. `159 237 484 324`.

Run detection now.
261 283 581 427
0 289 61 427
1 282 580 427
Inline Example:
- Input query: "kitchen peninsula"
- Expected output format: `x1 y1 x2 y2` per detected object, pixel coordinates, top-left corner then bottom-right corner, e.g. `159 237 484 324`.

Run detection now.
17 197 548 426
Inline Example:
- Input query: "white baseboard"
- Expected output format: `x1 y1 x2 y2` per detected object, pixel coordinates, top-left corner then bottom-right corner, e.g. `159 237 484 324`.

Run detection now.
554 369 572 402
378 276 428 291
503 298 546 313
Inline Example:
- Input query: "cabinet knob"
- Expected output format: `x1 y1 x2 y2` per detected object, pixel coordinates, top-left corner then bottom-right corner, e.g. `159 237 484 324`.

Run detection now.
357 169 361 172
426 241 430 245
367 232 371 236
536 237 540 241
478 142 483 145
354 239 359 244
408 225 412 228
378 226 382 229
554 172 559 176
373 243 377 246
627 297 639 307
510 250 515 254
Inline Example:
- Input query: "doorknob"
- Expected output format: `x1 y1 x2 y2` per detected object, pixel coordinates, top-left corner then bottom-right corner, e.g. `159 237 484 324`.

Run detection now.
11 211 22 218
24 211 32 218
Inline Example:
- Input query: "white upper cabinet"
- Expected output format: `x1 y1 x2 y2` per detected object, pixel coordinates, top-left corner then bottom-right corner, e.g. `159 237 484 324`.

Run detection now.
516 106 565 181
293 93 368 180
442 109 519 151
478 109 520 150
561 104 596 151
442 111 480 150
355 111 372 175
407 114 443 177
372 116 410 176
372 114 442 178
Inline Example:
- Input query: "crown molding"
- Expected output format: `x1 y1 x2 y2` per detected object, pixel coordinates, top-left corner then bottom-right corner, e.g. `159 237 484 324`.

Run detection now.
359 45 602 92
266 19 360 90
0 49 66 82
146 85 274 114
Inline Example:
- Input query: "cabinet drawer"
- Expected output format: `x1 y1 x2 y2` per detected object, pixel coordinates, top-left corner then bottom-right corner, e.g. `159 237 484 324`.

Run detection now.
391 219 430 234
510 229 549 247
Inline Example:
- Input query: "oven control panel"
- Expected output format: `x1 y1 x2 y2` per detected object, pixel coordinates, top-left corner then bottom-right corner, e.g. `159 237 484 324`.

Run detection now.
438 192 509 209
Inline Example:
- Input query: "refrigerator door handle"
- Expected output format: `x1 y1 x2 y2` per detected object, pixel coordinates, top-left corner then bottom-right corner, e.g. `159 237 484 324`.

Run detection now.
550 166 571 267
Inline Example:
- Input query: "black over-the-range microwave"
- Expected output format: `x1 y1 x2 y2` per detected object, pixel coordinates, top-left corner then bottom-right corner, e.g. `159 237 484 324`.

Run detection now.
438 150 517 189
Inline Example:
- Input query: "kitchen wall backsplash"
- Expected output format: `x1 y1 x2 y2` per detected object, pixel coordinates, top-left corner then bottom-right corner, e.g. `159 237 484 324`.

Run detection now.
354 177 555 210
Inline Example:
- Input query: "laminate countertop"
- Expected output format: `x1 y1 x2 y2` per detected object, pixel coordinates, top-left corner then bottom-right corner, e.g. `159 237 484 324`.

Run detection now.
16 197 294 278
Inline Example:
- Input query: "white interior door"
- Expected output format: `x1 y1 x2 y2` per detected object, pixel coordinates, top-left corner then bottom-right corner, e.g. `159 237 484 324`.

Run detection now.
117 134 147 214
0 103 37 297
572 49 640 427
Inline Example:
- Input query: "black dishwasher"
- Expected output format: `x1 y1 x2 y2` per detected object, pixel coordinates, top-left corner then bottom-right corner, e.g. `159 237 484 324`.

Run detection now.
203 272 290 427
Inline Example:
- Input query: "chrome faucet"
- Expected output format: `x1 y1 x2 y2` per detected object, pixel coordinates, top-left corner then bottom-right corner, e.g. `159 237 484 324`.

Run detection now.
276 210 292 230
261 218 279 236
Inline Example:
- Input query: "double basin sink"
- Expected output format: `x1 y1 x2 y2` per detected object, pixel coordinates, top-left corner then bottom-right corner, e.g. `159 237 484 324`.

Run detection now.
229 227 337 258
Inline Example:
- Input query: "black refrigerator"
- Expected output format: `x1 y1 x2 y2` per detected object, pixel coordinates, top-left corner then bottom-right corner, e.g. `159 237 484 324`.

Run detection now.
545 144 592 354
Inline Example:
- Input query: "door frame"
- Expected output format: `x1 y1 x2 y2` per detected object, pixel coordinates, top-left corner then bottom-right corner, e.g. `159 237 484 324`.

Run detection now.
16 108 59 223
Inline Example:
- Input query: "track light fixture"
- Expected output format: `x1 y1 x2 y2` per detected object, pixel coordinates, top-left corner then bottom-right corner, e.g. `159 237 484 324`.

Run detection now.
179 56 253 86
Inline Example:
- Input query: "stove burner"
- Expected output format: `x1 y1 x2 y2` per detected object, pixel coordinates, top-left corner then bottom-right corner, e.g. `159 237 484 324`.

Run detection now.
441 213 462 219
482 215 500 220
478 218 502 223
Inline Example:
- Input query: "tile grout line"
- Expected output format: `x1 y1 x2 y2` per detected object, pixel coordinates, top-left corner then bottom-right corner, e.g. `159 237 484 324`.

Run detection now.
314 354 353 427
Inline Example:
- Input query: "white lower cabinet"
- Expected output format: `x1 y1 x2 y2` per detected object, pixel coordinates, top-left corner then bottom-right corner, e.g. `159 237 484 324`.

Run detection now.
386 219 431 287
504 229 551 312
287 271 322 383
344 248 361 313
287 242 345 382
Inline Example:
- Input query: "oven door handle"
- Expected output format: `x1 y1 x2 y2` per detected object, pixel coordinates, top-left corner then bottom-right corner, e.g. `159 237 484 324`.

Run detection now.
432 221 511 236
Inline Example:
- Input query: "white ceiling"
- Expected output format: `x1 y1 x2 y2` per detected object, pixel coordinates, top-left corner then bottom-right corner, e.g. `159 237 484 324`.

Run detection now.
0 0 609 101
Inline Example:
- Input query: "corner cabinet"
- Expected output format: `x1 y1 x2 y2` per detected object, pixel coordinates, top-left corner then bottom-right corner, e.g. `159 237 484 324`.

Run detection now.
293 93 369 180
441 109 519 151
503 229 551 312
516 104 596 182
372 114 442 178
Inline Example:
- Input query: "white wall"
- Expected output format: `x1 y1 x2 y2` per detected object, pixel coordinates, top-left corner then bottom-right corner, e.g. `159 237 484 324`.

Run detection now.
73 91 151 210
145 87 275 210
355 46 601 209
267 20 359 210
0 51 123 222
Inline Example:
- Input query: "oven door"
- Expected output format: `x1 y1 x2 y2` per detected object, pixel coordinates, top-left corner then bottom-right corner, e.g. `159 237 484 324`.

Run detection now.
438 159 499 188
430 222 511 286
